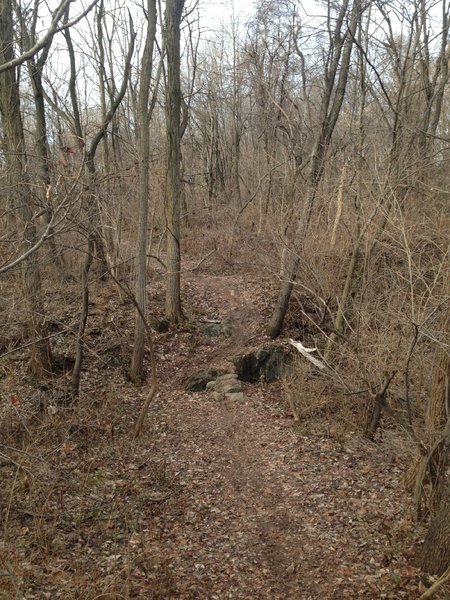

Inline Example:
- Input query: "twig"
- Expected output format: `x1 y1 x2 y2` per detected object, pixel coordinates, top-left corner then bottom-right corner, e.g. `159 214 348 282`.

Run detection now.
0 164 84 274
0 443 52 465
0 328 72 360
419 566 450 599
189 246 217 272
147 254 167 270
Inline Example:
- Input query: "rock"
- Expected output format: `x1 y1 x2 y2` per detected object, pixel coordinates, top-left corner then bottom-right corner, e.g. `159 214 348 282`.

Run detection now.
151 318 171 333
206 375 240 392
185 368 228 392
207 372 244 400
199 320 233 337
222 382 242 394
215 374 239 383
225 392 245 402
233 345 289 383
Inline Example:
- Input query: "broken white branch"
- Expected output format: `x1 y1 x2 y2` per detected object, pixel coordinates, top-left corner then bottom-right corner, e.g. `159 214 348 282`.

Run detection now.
289 339 327 370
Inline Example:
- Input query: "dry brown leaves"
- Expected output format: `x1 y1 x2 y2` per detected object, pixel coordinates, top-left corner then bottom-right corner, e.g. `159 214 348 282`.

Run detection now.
0 263 446 599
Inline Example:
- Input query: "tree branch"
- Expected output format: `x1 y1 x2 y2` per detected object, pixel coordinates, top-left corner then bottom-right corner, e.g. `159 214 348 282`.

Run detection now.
0 0 99 74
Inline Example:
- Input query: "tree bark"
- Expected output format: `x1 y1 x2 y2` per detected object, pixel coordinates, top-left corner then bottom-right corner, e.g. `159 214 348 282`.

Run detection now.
421 484 450 576
14 0 68 276
0 0 53 376
130 0 157 382
164 0 185 324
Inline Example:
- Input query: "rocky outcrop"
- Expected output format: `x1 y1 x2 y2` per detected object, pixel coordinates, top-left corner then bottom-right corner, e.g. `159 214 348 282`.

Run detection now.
232 345 288 383
185 368 228 392
206 373 244 402
199 320 233 337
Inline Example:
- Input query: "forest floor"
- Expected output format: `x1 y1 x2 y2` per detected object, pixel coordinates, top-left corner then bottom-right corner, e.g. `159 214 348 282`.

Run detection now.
0 251 446 599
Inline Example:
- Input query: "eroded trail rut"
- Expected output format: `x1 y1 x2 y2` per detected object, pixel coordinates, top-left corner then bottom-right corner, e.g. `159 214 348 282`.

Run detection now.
143 273 408 599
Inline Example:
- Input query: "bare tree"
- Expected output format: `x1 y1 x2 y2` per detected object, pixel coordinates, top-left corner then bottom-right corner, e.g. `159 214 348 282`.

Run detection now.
130 0 158 382
416 296 450 575
70 6 136 395
14 1 67 275
267 0 362 338
0 0 53 376
0 0 98 74
164 0 185 323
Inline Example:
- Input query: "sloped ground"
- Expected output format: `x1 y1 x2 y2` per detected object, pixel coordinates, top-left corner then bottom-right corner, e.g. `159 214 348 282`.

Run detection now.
0 263 444 599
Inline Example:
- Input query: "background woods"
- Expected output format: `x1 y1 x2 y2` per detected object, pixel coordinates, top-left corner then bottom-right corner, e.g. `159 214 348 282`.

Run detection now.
0 0 449 597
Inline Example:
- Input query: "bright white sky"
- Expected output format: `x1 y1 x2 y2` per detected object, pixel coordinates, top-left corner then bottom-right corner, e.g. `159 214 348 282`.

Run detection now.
199 0 322 30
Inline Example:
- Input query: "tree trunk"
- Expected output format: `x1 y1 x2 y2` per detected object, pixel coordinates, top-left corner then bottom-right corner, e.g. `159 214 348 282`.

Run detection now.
267 0 361 338
426 304 450 440
15 0 68 277
130 0 157 382
421 484 450 576
64 14 109 278
71 236 94 396
0 0 53 376
164 0 185 324
412 298 450 518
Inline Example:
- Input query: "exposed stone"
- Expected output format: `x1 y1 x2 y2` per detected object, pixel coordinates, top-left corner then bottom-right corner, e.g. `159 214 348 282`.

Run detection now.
225 392 245 402
185 368 228 392
233 345 289 383
199 320 233 338
206 371 244 401
216 374 239 383
222 382 242 394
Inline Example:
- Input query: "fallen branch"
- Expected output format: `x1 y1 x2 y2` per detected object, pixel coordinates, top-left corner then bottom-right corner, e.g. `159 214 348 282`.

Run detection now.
419 566 450 599
189 246 217 272
289 339 327 370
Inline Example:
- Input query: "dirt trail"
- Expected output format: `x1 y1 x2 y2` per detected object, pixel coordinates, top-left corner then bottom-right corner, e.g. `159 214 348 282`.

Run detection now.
143 272 410 599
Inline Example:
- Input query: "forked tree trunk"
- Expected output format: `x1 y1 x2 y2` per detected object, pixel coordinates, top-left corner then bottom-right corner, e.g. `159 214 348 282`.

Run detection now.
14 0 68 277
0 0 53 376
69 10 136 389
64 13 109 278
164 0 185 324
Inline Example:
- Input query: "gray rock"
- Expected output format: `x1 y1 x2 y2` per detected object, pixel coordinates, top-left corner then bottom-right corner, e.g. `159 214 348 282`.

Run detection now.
233 345 289 383
185 368 228 392
225 392 245 402
199 320 233 338
216 373 239 383
222 382 242 394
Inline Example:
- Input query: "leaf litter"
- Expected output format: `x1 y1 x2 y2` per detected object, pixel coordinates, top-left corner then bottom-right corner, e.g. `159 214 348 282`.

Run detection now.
0 265 443 599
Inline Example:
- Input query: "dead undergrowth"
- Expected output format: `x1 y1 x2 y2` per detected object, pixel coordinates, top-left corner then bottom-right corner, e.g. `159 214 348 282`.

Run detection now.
0 220 448 599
